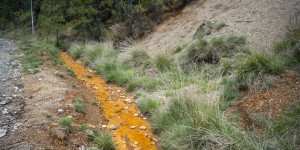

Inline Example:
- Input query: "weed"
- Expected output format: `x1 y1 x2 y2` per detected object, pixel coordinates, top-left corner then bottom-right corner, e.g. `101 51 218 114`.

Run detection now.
154 54 173 72
220 78 242 109
65 67 75 77
58 117 73 132
85 74 93 78
56 72 65 78
138 98 162 116
85 129 95 139
91 99 98 106
94 132 116 150
78 123 87 131
175 46 182 53
70 83 77 90
73 98 84 113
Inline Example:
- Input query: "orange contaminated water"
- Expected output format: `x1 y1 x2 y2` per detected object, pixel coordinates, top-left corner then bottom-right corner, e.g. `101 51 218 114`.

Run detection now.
61 52 157 150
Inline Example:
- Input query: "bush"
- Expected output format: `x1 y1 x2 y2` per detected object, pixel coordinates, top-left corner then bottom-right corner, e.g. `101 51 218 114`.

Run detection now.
94 132 116 150
138 98 162 116
154 54 173 72
58 117 73 132
73 98 84 113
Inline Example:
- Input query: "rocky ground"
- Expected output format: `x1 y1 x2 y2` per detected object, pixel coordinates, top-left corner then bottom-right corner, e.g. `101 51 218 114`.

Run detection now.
0 38 24 145
0 39 107 149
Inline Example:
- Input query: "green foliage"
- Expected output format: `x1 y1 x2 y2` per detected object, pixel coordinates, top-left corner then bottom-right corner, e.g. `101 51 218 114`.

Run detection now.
78 123 87 131
59 117 73 132
91 99 98 106
130 50 151 68
93 132 116 150
150 95 260 149
186 36 246 64
138 98 162 116
73 98 84 113
70 83 77 90
233 52 285 75
220 78 242 109
68 43 84 59
154 54 173 72
65 67 76 77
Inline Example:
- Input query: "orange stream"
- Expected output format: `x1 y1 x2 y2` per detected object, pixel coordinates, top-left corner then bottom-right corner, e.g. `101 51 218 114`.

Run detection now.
61 53 157 150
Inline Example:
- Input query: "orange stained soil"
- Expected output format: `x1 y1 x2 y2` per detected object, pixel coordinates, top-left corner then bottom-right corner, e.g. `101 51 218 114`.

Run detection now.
61 52 157 150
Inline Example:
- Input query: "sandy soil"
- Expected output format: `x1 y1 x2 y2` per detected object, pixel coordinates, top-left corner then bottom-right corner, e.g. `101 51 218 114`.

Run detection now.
130 0 300 56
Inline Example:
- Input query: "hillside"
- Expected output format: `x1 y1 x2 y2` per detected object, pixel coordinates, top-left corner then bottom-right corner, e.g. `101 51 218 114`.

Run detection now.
132 0 300 56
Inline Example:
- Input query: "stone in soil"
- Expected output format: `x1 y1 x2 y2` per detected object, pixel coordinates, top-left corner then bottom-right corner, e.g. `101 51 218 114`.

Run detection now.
0 128 7 138
51 127 68 140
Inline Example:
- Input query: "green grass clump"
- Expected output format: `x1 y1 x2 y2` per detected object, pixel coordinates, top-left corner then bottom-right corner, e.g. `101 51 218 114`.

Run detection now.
91 99 98 106
73 98 84 113
234 52 285 76
130 50 151 68
93 132 116 150
154 54 173 72
58 117 73 132
138 98 162 116
68 43 84 59
83 43 116 66
78 123 87 131
65 67 76 77
150 95 260 149
220 78 242 109
70 83 77 90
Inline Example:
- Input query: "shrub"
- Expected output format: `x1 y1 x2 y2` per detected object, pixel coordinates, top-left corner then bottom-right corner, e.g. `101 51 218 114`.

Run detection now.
56 34 70 51
154 54 173 72
93 132 116 150
73 98 84 113
138 98 162 116
58 117 73 132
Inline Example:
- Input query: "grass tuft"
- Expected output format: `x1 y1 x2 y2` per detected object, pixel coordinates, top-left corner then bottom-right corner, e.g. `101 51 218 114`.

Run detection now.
154 54 173 72
138 98 162 116
93 132 116 150
58 117 73 132
73 98 84 113
68 43 84 59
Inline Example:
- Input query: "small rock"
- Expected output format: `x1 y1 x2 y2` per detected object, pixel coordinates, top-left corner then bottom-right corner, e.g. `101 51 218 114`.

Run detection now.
2 109 8 115
0 128 7 138
117 90 121 93
38 78 42 81
51 127 68 140
57 109 64 114
0 101 7 105
124 98 132 103
133 113 139 117
124 107 129 110
139 126 147 130
108 125 118 130
5 116 13 120
101 125 107 128
142 118 147 120
130 126 136 129
133 142 138 145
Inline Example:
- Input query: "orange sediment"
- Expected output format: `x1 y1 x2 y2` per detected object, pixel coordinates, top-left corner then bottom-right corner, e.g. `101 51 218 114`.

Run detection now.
61 52 157 150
